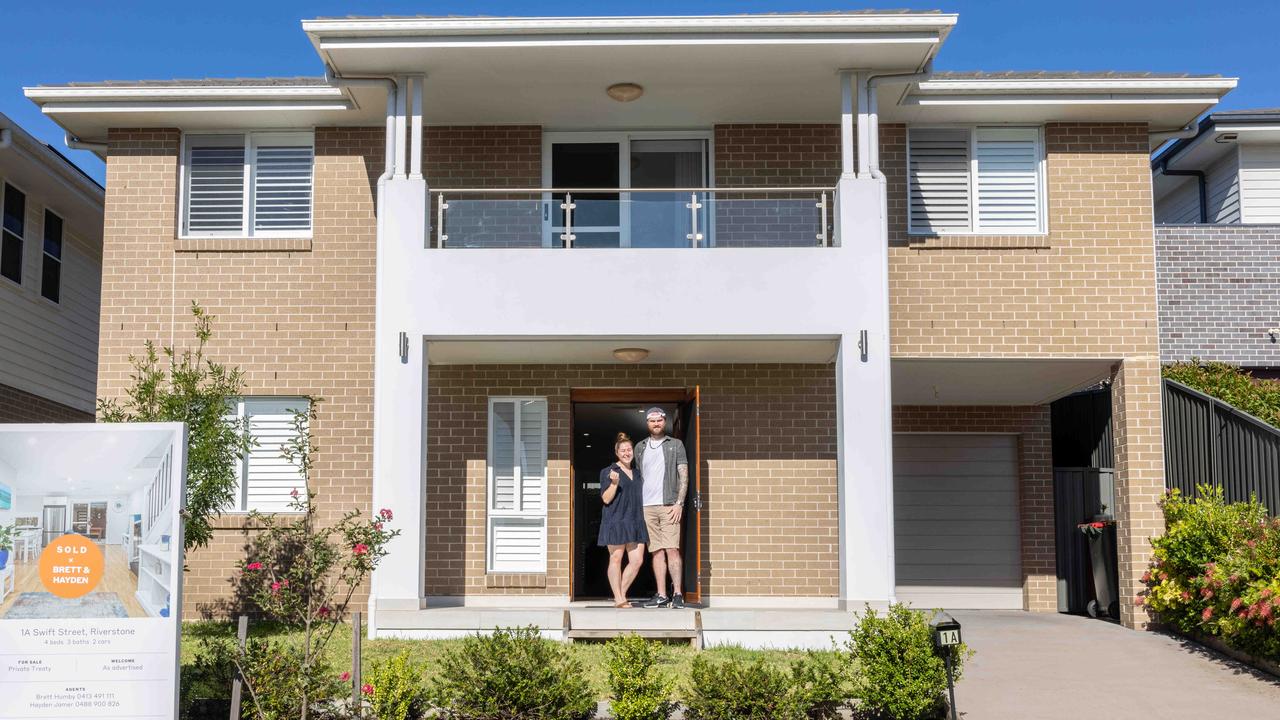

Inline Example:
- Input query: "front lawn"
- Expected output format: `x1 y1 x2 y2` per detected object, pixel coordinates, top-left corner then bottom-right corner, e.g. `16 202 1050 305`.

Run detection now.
181 620 832 700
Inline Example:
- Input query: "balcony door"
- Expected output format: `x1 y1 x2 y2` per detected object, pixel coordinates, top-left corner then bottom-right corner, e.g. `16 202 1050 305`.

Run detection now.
543 132 709 248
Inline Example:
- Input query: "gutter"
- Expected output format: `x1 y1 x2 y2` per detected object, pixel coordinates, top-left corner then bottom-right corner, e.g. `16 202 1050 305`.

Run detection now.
65 132 107 154
866 59 935 179
324 66 397 182
1157 159 1208 223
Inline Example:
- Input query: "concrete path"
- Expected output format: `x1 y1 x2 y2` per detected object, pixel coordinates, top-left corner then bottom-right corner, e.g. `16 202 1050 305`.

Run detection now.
952 611 1280 719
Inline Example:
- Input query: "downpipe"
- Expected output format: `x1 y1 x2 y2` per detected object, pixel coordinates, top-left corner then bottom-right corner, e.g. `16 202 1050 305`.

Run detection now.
65 132 108 153
325 65 398 183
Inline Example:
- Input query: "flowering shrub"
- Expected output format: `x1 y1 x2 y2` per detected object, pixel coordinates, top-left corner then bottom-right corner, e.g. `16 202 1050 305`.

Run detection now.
213 403 400 719
1141 485 1280 662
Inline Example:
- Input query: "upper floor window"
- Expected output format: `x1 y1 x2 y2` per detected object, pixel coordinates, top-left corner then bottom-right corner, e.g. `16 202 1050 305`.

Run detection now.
182 131 314 238
227 397 310 513
41 210 62 303
2 183 25 284
907 126 1046 235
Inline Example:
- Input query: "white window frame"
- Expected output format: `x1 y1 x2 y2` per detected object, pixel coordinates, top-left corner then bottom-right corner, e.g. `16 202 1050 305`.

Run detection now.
486 396 549 573
179 130 315 239
540 130 715 248
226 396 310 513
906 124 1047 236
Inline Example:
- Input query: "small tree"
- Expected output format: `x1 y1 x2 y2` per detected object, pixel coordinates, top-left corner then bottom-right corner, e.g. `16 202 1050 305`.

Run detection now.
223 404 400 720
99 302 252 552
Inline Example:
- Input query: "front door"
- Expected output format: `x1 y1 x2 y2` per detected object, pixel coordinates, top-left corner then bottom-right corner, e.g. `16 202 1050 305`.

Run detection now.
672 386 702 604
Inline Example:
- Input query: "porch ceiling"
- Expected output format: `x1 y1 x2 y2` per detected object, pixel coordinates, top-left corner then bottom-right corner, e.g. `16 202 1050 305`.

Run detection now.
891 358 1114 406
426 337 838 365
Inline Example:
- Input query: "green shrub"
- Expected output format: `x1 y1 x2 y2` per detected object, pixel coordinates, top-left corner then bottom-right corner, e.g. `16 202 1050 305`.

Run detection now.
368 650 428 720
604 635 675 720
428 626 595 720
846 604 968 720
684 651 847 720
1142 485 1280 662
1164 361 1280 430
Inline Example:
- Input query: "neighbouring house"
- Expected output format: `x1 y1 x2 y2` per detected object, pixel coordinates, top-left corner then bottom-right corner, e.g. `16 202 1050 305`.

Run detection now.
0 113 104 423
1153 109 1280 376
25 11 1236 646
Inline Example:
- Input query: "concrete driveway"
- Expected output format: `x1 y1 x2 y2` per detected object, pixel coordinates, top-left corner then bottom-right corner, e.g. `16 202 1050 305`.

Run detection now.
951 611 1280 719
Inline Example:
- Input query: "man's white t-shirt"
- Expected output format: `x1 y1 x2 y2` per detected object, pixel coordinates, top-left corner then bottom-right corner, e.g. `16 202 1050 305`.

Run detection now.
641 437 666 506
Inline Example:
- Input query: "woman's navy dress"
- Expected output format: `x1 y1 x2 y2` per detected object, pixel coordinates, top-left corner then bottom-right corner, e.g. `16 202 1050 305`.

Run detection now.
597 463 650 547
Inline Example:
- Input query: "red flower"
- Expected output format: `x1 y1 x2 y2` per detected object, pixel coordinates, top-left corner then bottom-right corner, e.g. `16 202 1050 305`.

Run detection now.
379 508 394 521
281 579 289 587
374 522 384 531
271 582 281 594
1089 521 1105 529
318 606 331 616
290 488 300 498
1141 571 1152 584
246 562 262 571
1231 598 1243 612
361 683 374 696
1202 607 1214 622
339 671 351 682
1134 595 1145 606
1180 591 1191 602
353 543 369 556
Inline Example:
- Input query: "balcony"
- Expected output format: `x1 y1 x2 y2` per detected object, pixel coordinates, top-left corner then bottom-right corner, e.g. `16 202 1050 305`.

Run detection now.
429 187 836 249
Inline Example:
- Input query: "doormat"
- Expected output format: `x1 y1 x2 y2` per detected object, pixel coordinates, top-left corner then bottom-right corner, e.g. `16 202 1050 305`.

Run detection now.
4 591 130 619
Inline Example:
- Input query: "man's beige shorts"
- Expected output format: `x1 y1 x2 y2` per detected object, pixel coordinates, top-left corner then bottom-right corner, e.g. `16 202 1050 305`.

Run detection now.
643 505 681 551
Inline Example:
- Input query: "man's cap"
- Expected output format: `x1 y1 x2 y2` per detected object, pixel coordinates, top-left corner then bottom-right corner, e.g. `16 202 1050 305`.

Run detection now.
645 407 667 419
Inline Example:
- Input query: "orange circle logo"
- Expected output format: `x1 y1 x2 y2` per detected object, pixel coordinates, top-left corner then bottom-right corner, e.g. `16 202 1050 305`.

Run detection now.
38 534 104 599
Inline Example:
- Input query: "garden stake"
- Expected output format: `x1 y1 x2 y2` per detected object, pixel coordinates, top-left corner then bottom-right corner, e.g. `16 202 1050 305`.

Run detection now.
229 615 248 720
352 611 362 712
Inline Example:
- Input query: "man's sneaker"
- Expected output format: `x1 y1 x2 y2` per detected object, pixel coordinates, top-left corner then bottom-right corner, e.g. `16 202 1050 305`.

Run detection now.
671 593 685 609
643 594 671 609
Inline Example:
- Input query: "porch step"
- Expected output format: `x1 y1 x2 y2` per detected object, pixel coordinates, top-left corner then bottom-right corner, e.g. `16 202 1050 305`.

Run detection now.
565 607 702 648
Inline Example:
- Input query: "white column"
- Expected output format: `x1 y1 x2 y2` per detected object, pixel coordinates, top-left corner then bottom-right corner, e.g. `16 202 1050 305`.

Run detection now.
840 71 856 179
370 76 430 631
834 69 895 608
409 75 424 180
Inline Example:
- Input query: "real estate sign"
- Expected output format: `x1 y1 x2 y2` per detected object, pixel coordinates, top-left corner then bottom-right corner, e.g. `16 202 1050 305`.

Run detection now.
0 423 186 720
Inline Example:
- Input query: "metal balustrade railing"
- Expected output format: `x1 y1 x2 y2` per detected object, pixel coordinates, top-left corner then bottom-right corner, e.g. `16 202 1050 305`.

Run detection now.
427 187 836 249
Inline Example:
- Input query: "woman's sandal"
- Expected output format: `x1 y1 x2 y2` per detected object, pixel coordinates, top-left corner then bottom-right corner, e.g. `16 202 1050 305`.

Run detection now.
614 600 632 608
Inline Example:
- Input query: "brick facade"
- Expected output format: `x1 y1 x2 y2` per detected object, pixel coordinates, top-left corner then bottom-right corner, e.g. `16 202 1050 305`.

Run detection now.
1155 224 1280 368
891 406 1056 612
426 364 839 599
95 120 1164 623
99 126 382 618
0 382 94 423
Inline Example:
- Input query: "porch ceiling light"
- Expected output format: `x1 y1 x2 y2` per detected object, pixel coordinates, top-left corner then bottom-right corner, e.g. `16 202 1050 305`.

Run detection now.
606 83 644 103
612 347 650 363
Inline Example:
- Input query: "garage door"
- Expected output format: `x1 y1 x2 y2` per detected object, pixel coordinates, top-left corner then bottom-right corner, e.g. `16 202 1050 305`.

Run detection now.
894 434 1022 609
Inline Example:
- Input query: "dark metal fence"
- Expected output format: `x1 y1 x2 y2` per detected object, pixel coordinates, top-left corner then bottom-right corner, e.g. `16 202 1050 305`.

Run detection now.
1163 379 1280 515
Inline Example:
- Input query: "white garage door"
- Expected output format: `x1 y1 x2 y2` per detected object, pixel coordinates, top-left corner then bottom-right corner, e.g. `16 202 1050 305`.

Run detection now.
894 433 1023 609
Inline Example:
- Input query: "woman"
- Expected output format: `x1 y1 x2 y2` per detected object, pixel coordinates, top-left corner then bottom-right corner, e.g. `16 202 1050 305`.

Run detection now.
599 432 649 608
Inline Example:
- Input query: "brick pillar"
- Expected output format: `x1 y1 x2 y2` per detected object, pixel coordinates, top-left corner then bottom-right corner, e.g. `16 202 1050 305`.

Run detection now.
1110 357 1166 629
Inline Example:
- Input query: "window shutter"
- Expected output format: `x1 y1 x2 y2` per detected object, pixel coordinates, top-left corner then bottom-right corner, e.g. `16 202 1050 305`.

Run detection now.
487 397 548 572
490 401 517 511
909 129 971 232
185 137 246 234
252 139 314 233
519 400 547 513
244 399 308 512
975 128 1042 231
489 518 545 573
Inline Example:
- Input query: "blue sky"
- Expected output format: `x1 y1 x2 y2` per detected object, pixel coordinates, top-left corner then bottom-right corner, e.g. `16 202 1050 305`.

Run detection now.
4 0 1278 185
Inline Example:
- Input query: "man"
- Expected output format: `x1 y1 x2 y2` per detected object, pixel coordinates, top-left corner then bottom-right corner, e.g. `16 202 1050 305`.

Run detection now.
614 406 688 608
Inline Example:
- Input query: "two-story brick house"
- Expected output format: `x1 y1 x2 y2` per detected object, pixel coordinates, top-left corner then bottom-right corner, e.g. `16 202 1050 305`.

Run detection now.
26 11 1234 645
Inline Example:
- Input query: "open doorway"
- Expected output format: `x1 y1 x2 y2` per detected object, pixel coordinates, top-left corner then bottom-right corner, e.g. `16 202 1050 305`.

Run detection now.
570 389 701 603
